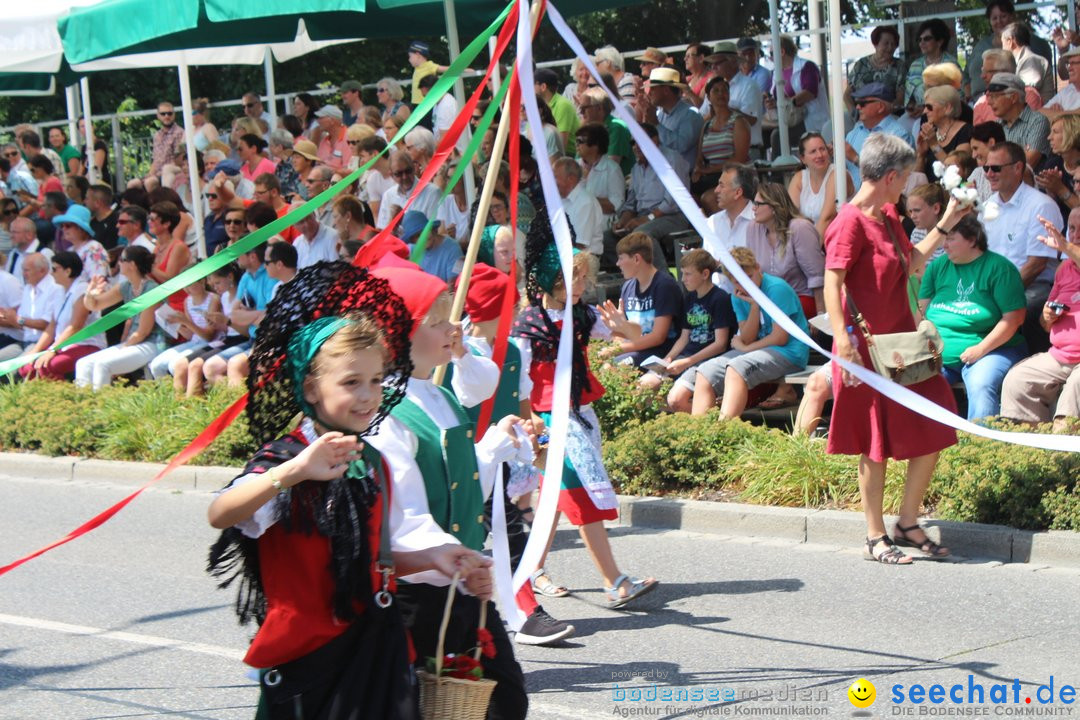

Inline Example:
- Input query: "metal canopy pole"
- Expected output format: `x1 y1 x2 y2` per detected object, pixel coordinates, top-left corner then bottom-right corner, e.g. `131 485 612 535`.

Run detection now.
768 0 797 165
65 85 80 155
79 78 98 185
827 0 848 205
264 51 278 127
177 61 207 259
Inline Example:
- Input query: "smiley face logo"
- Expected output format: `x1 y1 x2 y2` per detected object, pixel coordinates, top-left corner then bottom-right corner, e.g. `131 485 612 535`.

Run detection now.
847 678 876 708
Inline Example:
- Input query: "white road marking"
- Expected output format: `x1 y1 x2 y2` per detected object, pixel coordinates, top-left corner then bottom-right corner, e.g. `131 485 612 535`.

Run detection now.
0 612 245 661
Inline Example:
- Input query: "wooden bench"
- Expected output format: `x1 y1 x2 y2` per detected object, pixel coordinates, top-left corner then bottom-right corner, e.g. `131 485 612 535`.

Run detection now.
784 364 966 390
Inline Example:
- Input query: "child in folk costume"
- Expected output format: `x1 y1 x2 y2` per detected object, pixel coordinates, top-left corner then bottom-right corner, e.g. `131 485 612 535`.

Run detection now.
206 262 491 720
449 263 576 647
512 223 659 609
367 266 532 720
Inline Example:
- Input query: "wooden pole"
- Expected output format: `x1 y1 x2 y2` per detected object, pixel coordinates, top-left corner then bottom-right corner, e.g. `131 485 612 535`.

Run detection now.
432 0 541 387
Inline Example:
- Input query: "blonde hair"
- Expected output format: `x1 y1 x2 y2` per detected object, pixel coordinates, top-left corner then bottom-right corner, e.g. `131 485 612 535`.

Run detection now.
755 181 807 258
924 85 962 119
421 291 452 327
723 246 760 277
550 251 597 293
1053 112 1080 152
921 62 963 90
346 123 375 142
233 116 263 137
308 313 387 381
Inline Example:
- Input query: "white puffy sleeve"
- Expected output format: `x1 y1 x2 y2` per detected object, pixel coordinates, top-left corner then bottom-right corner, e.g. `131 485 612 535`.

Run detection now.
449 348 499 408
367 415 461 586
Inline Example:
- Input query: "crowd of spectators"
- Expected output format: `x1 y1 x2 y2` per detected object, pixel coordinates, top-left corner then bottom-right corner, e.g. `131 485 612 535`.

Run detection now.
0 9 1076 440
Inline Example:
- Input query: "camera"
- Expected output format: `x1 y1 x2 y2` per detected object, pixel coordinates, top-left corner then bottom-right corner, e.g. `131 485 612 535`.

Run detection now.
1047 301 1069 315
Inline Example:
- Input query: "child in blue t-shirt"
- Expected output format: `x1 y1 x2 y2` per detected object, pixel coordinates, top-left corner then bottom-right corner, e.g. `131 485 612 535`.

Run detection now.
638 250 737 413
687 247 809 418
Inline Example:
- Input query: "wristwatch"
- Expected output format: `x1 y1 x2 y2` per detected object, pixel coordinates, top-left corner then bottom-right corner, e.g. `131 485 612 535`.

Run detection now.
16 316 25 327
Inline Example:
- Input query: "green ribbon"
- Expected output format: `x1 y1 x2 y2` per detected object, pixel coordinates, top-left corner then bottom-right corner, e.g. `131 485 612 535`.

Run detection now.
410 69 513 264
0 1 512 380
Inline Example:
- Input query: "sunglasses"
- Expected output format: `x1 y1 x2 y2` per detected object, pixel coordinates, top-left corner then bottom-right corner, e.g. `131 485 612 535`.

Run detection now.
376 88 388 93
853 99 879 107
984 163 1018 173
224 218 245 225
4 151 20 157
751 199 771 207
206 193 218 199
918 35 935 42
243 102 257 109
116 218 132 225
2 209 16 217
159 111 174 117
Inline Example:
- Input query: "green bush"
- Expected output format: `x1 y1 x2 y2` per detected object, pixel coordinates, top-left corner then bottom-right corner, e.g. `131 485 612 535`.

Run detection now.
931 431 1080 530
0 379 255 467
588 341 668 441
603 412 754 495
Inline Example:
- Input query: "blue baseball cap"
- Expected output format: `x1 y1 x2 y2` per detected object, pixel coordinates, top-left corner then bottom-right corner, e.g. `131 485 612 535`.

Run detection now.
408 41 430 57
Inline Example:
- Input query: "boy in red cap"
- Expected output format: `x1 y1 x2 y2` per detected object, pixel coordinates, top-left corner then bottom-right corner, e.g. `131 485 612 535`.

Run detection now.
368 266 532 720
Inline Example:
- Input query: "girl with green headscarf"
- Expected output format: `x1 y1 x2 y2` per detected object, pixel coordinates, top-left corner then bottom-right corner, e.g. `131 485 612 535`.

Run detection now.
207 263 491 720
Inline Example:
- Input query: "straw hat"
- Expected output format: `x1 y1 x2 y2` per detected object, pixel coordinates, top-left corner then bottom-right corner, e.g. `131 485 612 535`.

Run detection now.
646 67 686 89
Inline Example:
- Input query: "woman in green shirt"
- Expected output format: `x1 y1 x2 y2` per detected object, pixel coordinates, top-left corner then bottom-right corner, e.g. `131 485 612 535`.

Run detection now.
918 215 1027 420
48 127 84 177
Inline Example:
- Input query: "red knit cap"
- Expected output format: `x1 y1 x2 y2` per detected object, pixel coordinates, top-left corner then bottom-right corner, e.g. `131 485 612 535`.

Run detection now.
372 267 448 337
459 263 516 323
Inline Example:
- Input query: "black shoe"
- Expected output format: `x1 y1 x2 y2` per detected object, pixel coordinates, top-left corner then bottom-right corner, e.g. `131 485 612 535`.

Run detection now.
514 606 575 646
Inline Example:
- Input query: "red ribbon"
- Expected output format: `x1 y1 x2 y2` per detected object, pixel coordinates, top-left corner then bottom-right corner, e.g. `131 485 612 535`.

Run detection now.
353 2 520 268
0 394 249 577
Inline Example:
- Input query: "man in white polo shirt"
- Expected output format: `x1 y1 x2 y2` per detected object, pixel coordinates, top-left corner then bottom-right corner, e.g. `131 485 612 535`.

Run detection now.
704 163 764 291
985 141 1062 351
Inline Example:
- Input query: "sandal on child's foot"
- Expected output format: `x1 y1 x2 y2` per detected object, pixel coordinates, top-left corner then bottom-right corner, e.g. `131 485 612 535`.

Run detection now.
531 568 570 598
892 523 950 559
863 535 913 565
604 574 659 609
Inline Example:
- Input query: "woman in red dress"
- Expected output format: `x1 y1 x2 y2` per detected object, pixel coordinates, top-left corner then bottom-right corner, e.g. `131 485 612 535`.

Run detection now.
823 133 968 565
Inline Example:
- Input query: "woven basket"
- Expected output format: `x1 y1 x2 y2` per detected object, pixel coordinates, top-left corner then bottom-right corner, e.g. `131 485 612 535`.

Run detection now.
416 572 497 720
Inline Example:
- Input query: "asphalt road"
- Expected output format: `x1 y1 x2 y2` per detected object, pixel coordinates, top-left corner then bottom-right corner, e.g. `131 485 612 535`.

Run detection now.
2 472 1080 720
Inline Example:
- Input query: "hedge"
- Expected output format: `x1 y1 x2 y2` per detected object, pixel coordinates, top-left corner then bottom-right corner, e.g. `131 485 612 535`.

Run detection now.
1 350 1078 531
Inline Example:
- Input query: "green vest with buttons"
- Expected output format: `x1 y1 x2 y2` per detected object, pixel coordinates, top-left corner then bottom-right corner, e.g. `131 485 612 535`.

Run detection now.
390 386 487 551
443 341 523 428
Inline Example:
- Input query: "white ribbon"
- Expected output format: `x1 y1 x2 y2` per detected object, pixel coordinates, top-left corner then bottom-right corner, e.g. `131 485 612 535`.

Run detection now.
492 459 527 630
545 2 1080 454
509 0 583 597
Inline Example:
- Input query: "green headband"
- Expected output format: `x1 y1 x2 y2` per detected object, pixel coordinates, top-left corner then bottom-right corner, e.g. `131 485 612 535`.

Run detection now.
477 224 500 267
288 316 352 419
533 244 579 294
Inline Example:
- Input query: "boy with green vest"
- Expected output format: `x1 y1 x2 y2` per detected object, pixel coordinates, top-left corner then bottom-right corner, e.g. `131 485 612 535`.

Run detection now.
368 266 530 720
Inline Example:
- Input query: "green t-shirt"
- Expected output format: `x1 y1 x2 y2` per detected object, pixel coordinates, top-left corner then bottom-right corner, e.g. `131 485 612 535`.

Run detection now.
57 144 81 172
919 251 1025 367
547 93 580 157
605 115 633 176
